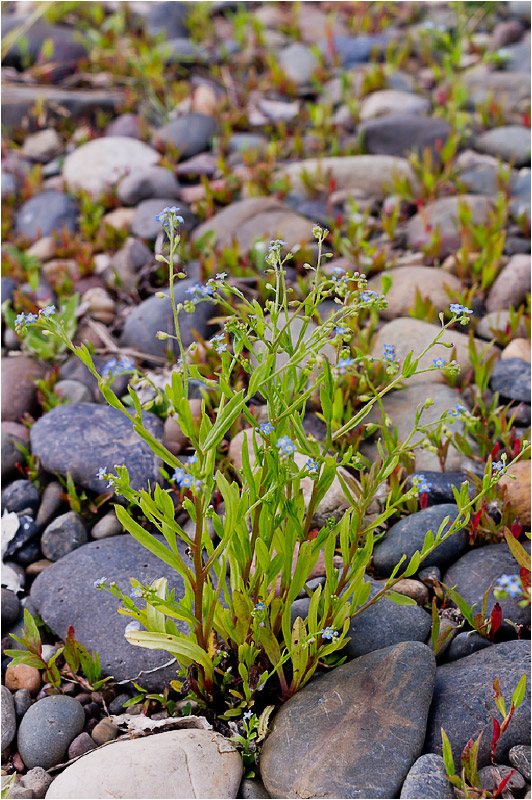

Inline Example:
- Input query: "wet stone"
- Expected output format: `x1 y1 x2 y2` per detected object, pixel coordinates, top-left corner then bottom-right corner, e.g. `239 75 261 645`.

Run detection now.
1 686 16 754
68 732 97 760
489 358 531 403
261 641 435 799
13 689 32 721
425 640 531 767
117 166 180 206
479 764 526 793
30 403 163 495
1 588 21 627
373 505 469 577
400 754 454 799
2 480 40 515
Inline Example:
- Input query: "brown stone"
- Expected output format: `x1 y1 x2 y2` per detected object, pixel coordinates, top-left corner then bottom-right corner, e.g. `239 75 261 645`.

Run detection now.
502 338 531 363
25 560 53 577
26 237 57 262
1 357 47 422
102 208 135 230
90 718 119 746
499 460 531 527
367 267 462 320
81 288 115 324
487 254 531 312
390 578 430 606
4 664 41 695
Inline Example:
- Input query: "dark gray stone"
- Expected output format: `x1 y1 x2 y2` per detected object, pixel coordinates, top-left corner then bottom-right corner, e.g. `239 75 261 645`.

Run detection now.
108 693 132 715
1 431 24 481
3 515 40 559
1 276 16 304
13 689 32 721
35 482 64 528
14 191 78 241
424 640 531 767
158 37 207 65
474 126 531 168
373 505 469 577
405 472 473 507
1 686 16 753
18 695 84 769
359 114 451 158
2 480 40 515
119 278 216 358
30 403 163 495
13 537 42 566
117 167 180 206
1 588 21 626
154 113 218 160
130 198 196 240
146 1 189 39
238 778 270 798
509 744 531 781
443 543 530 636
400 754 454 799
319 35 390 68
261 641 435 799
479 763 525 793
447 631 494 662
490 358 531 403
105 237 153 292
1 16 87 71
30 535 191 691
41 511 88 562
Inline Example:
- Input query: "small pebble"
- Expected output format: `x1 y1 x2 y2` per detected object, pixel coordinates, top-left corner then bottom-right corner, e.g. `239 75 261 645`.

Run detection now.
67 732 97 760
20 766 54 799
90 718 119 746
5 664 41 695
509 745 531 782
13 690 32 721
1 589 21 626
479 764 525 793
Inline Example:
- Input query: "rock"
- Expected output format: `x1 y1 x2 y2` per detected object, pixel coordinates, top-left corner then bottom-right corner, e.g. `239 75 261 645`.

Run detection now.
1 777 32 799
476 310 528 342
320 34 390 68
35 482 64 528
1 15 86 71
14 191 78 241
46 729 242 799
510 171 531 220
90 718 118 745
41 512 88 562
277 155 418 201
502 338 531 363
20 767 54 799
425 641 530 767
30 403 163 495
407 195 492 255
117 167 180 206
447 631 494 661
57 355 130 401
367 267 462 320
360 114 450 158
475 126 531 168
81 287 115 324
509 744 531 781
490 358 531 403
2 515 40 561
463 67 530 121
228 133 268 156
400 754 454 799
1 686 16 754
487 254 531 312
5 663 41 695
153 113 217 160
490 19 524 50
479 763 525 793
30 535 191 690
91 511 122 540
2 480 40 515
343 576 432 660
444 543 530 636
18 695 84 770
392 578 430 605
2 588 21 626
278 43 319 86
22 129 63 164
119 279 216 358
63 137 159 198
54 379 92 405
67 732 97 760
107 694 131 715
261 641 435 799
370 318 497 387
130 198 196 240
104 237 152 292
498 460 531 527
2 86 123 134
146 1 189 39
1 357 48 422
238 778 271 798
360 90 430 120
1 431 25 481
192 196 315 253
373 505 468 577
13 689 32 721
101 207 135 231
105 113 141 139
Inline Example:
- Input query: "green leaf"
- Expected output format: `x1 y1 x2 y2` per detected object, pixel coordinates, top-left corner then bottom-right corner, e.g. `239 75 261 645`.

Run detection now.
115 505 190 576
441 728 455 777
511 674 527 711
201 390 246 452
385 590 417 606
504 532 531 571
403 550 421 578
22 609 42 654
125 630 214 681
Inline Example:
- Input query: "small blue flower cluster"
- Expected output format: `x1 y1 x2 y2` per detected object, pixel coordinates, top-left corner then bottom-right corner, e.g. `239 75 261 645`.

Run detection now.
269 240 288 252
495 573 522 597
211 333 227 354
96 466 121 491
383 344 397 363
319 626 339 640
155 206 184 228
102 356 134 378
334 325 349 337
172 454 202 492
360 289 381 304
277 435 296 455
450 303 473 324
15 305 56 331
336 357 355 375
412 474 432 496
448 403 468 418
331 266 346 281
185 283 214 304
492 460 505 478
93 577 106 589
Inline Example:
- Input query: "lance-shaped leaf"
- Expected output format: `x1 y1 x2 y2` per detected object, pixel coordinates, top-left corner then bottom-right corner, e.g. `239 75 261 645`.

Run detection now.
125 630 214 681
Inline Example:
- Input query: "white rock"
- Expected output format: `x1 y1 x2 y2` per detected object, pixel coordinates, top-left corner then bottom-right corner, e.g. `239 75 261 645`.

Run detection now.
23 129 63 163
62 137 159 198
360 90 430 121
45 729 243 799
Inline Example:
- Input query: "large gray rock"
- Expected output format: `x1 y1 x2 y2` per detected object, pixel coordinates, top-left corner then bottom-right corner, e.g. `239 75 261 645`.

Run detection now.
117 166 180 206
46 729 242 799
400 754 454 799
153 113 217 160
360 114 451 158
373 505 469 577
261 641 435 799
63 137 159 198
407 195 493 255
30 535 190 690
30 403 163 495
424 641 531 767
41 511 88 562
18 695 85 769
474 126 531 167
15 191 78 240
1 686 16 754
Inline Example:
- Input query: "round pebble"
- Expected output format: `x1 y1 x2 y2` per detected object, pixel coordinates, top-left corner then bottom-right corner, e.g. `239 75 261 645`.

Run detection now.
5 663 41 695
17 695 85 769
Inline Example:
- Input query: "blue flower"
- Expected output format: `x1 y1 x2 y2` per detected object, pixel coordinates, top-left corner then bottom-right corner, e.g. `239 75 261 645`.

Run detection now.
334 326 348 336
180 474 194 489
254 602 266 612
187 454 198 465
185 283 214 304
507 578 522 598
130 587 143 598
412 474 432 495
449 403 467 418
172 467 186 484
331 266 346 281
96 467 107 481
383 344 397 362
93 577 106 589
14 313 27 329
214 342 227 354
243 710 253 721
215 272 227 280
259 422 274 435
360 289 381 304
269 240 288 251
319 626 338 640
432 358 446 368
155 206 184 228
336 357 355 375
277 436 296 455
40 305 56 317
449 303 473 318
306 458 319 473
25 313 38 324
492 460 505 478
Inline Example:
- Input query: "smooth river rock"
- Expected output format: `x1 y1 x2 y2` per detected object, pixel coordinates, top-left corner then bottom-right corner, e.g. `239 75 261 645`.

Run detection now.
18 695 85 769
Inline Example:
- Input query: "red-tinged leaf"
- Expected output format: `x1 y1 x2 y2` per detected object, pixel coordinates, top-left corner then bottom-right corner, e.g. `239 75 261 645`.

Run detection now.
490 603 502 636
493 769 517 798
420 492 428 510
490 442 500 460
514 438 521 458
520 566 531 595
511 520 523 540
491 718 501 761
493 678 506 718
461 736 481 785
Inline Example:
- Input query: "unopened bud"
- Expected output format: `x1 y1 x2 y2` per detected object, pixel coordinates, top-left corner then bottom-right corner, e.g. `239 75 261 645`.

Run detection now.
156 292 166 298
156 331 169 340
